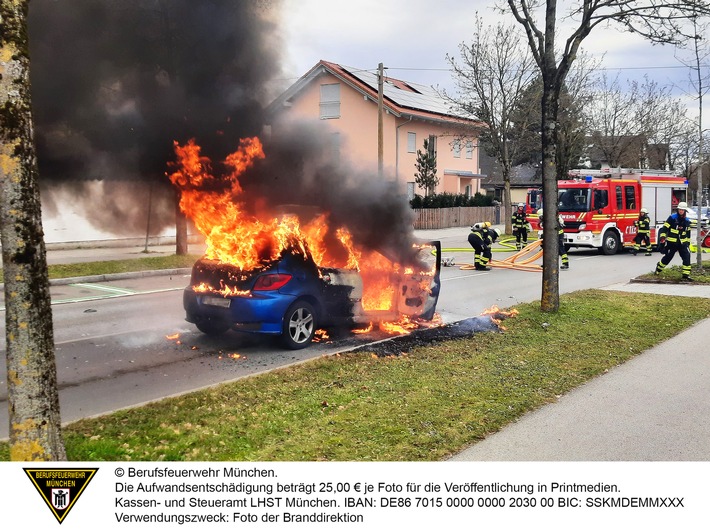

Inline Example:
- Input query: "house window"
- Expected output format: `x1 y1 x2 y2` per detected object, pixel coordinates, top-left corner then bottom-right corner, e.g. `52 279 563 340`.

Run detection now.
407 132 416 153
452 139 461 158
465 140 473 159
407 182 416 200
319 83 340 119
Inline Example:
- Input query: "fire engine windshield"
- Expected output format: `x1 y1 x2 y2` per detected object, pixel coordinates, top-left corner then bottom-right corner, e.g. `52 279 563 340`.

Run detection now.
558 188 590 212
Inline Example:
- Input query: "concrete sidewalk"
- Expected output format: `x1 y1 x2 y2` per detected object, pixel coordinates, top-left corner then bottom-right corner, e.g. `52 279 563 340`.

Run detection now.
450 280 710 461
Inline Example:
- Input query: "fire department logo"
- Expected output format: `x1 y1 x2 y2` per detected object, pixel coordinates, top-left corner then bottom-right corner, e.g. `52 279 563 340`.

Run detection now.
24 468 98 524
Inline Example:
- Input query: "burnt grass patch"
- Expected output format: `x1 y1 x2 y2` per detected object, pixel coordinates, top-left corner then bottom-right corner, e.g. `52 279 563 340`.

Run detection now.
353 314 504 357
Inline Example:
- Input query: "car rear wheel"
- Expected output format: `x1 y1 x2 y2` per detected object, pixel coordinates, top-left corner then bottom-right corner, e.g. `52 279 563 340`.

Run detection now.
196 318 230 336
282 301 316 349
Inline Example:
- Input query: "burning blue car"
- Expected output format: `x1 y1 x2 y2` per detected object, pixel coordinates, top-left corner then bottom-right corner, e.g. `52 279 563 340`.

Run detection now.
183 241 441 349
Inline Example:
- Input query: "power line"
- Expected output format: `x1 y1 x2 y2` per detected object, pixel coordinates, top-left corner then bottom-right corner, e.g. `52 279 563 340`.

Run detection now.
387 64 707 73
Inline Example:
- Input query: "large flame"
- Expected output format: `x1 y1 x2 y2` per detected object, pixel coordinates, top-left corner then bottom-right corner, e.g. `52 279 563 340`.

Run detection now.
168 137 425 313
481 305 519 330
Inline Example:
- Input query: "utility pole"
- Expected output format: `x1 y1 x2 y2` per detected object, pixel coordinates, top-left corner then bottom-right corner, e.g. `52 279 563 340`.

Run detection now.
378 62 385 177
697 125 705 268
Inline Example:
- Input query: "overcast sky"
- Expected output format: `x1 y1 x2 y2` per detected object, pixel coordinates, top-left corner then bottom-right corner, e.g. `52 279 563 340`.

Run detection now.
280 0 707 127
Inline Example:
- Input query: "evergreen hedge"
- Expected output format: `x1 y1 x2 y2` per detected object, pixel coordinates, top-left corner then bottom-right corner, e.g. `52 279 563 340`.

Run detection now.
410 192 493 209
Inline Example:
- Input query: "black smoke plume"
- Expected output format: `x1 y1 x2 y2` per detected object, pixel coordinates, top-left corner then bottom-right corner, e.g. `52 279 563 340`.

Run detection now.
242 121 420 267
29 0 282 234
29 1 420 265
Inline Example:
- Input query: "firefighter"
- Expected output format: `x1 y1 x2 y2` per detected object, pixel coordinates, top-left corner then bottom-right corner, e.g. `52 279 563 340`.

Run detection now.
486 223 499 246
654 201 693 281
468 222 492 271
632 208 652 256
537 209 569 269
511 202 530 250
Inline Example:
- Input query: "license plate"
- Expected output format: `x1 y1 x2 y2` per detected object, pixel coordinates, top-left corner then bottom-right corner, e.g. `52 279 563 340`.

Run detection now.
203 296 231 308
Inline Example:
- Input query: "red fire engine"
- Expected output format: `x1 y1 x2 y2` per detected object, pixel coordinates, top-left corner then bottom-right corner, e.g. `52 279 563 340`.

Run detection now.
527 168 689 255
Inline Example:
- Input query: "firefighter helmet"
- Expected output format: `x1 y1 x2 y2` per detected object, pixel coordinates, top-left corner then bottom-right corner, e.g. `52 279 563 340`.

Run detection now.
484 221 491 228
489 229 499 242
677 202 688 211
471 222 483 231
640 208 648 214
517 202 524 208
537 209 543 216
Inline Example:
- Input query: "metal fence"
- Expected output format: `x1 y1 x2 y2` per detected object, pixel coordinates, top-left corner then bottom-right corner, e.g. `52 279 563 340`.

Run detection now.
411 206 499 230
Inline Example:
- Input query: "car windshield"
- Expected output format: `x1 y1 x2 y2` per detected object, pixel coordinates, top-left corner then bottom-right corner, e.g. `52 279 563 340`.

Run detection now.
558 188 590 212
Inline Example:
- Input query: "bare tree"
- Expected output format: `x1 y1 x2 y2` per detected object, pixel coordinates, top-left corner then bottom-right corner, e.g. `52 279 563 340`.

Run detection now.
675 9 710 267
651 98 695 170
586 74 687 168
586 73 643 166
555 53 600 176
442 15 537 235
513 52 600 176
506 0 710 312
0 0 66 459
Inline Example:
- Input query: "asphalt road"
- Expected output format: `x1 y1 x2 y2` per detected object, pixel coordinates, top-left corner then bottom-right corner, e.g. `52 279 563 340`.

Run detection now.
0 232 665 439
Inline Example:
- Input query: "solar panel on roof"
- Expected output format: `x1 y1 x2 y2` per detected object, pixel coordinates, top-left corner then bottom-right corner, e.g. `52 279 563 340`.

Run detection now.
343 66 468 119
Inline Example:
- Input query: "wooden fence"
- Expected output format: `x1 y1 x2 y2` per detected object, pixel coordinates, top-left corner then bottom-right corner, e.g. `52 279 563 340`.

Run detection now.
412 206 499 230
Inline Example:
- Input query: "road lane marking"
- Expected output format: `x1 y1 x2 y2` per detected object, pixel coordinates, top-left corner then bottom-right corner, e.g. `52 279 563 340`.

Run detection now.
0 287 184 312
71 283 136 295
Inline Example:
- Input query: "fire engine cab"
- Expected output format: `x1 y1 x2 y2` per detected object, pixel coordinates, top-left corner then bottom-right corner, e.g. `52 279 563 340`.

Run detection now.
527 168 689 255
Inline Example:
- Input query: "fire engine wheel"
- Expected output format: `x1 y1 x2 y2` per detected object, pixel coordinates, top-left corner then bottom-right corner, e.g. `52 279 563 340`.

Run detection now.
282 301 317 350
601 230 620 255
703 233 710 249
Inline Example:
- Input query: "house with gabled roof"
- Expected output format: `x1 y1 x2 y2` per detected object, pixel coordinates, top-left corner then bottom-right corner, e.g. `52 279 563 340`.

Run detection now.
479 152 542 205
266 60 485 198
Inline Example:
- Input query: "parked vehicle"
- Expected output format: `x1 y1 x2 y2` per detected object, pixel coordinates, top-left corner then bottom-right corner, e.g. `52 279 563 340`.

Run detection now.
527 168 689 254
183 241 441 349
687 206 709 227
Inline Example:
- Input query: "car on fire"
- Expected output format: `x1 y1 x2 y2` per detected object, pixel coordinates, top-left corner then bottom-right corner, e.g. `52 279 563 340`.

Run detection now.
182 241 441 349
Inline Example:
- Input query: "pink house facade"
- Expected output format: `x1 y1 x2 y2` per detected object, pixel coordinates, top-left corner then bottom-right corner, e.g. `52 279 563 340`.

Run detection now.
266 60 485 198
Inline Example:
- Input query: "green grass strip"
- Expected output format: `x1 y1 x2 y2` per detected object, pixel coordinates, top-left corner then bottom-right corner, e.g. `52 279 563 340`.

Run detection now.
0 255 200 284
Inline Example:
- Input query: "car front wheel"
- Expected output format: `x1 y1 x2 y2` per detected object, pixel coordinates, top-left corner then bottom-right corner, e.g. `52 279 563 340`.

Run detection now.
282 301 316 349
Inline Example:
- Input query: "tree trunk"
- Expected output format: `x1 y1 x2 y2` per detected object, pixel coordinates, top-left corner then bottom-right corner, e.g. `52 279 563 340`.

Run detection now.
0 0 66 460
540 0 561 313
540 83 560 312
175 190 189 255
503 175 513 235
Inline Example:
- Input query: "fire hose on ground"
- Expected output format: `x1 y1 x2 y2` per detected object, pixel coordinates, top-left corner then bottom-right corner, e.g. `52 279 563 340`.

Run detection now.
438 230 710 269
439 237 543 272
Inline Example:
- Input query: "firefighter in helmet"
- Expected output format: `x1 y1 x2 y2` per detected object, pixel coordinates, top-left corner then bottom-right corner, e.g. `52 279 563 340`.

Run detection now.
468 222 494 271
632 207 652 256
537 208 569 269
511 202 530 251
654 201 693 281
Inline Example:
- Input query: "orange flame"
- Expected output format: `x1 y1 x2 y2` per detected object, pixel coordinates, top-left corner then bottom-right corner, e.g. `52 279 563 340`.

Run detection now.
168 137 436 314
352 322 374 334
481 306 519 329
481 305 519 318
